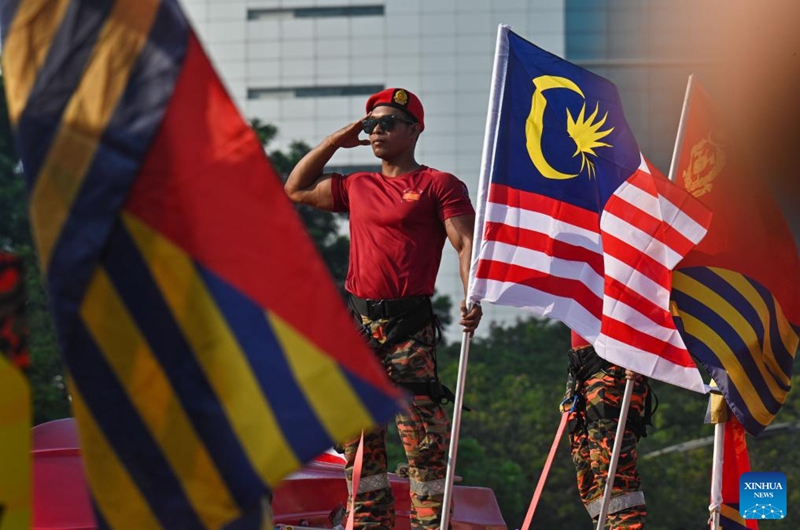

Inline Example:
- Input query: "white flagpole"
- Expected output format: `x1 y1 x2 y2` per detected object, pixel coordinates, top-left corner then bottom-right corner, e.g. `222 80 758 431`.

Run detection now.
667 73 727 528
440 23 510 530
439 331 471 530
668 74 695 182
595 376 635 530
465 23 510 301
708 421 725 530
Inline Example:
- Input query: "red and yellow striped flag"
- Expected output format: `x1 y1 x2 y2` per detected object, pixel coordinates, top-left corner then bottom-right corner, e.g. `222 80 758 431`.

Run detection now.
1 2 403 529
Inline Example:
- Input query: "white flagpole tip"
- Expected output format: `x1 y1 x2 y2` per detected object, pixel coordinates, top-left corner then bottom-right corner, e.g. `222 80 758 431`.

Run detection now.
467 21 511 303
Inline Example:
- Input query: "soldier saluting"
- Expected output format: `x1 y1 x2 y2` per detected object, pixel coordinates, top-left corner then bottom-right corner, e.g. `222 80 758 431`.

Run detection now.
285 88 482 530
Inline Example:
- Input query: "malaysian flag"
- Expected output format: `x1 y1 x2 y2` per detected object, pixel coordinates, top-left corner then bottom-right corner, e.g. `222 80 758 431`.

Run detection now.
468 27 711 391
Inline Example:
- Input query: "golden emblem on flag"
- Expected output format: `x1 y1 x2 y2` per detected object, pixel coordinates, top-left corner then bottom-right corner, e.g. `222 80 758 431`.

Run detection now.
394 89 409 106
683 131 726 197
526 76 614 180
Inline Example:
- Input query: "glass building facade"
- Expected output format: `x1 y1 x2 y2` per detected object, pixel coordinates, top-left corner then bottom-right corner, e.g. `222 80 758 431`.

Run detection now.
565 0 716 173
183 0 566 339
182 0 743 338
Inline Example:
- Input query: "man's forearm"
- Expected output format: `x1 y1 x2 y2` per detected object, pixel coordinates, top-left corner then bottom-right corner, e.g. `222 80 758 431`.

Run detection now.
458 242 472 298
284 139 338 196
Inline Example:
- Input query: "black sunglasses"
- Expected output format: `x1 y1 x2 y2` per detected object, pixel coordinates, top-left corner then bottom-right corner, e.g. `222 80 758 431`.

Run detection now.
361 115 415 134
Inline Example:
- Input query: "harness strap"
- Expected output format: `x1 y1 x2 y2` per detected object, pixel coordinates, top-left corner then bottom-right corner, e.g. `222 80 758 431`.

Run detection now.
345 432 364 530
586 491 646 518
520 411 570 530
566 345 656 438
397 380 470 410
643 383 657 429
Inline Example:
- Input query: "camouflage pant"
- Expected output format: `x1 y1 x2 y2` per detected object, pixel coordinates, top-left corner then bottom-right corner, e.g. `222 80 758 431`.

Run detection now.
343 319 450 530
566 361 648 529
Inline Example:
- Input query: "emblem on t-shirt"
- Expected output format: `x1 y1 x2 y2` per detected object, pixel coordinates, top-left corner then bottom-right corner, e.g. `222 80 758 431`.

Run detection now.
402 188 423 202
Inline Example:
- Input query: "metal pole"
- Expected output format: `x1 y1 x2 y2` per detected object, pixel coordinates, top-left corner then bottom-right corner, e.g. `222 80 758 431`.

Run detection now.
439 330 473 530
668 74 695 182
595 376 635 530
466 23 509 300
708 421 725 530
441 23 510 530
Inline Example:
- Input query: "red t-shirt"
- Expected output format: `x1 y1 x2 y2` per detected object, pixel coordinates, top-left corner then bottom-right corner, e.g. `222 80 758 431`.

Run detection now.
571 330 591 349
331 166 474 299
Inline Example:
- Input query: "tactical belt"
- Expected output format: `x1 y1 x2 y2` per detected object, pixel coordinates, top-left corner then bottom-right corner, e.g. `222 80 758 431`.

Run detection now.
349 294 462 408
349 295 428 320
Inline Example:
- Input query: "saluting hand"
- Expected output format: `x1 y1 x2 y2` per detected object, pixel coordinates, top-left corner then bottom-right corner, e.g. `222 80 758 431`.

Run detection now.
326 117 370 149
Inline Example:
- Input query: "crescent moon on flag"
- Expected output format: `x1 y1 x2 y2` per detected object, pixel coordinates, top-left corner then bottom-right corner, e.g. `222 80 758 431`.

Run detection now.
526 75 584 180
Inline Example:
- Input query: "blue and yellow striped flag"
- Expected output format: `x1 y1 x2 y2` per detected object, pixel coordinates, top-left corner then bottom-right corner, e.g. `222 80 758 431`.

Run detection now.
1 1 404 529
671 79 800 436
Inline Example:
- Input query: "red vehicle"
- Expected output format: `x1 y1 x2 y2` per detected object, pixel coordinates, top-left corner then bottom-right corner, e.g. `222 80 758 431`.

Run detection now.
32 419 506 530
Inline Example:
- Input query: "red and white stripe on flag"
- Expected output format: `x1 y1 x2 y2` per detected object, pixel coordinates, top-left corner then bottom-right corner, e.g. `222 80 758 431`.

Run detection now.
472 156 710 392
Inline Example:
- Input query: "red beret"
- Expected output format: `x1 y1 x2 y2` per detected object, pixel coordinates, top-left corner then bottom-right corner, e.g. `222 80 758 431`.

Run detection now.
366 88 425 131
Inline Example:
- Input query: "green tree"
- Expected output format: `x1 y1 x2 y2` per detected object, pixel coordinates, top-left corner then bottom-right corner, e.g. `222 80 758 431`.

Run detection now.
435 317 585 527
252 118 350 288
0 77 25 251
431 313 800 530
0 77 70 423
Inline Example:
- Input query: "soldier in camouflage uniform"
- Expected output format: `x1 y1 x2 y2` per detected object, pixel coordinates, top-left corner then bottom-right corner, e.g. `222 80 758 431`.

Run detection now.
342 315 450 530
563 331 649 529
285 87 482 530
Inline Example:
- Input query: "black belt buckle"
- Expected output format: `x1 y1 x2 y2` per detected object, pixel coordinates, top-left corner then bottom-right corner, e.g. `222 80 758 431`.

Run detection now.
368 299 388 320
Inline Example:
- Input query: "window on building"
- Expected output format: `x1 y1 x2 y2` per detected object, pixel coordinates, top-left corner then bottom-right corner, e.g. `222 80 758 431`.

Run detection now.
248 5 384 21
248 85 384 100
324 164 381 175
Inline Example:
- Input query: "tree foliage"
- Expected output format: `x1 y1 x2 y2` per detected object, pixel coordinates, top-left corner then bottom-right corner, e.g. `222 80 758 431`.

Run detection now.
435 318 585 527
0 77 70 423
252 117 351 288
